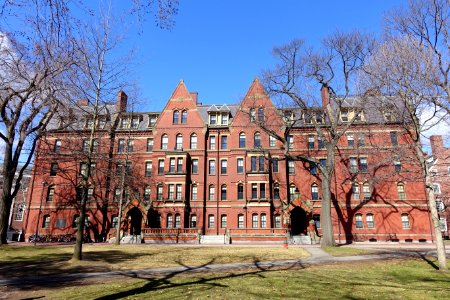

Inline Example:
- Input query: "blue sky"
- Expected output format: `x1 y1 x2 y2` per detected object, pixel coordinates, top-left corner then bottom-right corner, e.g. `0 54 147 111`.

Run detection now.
123 0 405 111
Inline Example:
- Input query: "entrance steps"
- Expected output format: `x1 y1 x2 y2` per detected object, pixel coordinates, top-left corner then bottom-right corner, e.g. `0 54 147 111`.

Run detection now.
200 235 230 245
291 235 313 245
120 235 142 244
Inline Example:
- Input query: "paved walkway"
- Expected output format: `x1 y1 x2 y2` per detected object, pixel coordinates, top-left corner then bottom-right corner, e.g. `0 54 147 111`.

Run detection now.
0 245 448 288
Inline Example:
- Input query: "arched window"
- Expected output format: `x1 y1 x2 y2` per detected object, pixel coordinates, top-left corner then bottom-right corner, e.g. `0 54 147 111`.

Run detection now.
397 182 406 200
366 213 375 228
173 110 179 123
237 183 244 200
401 213 410 229
254 132 261 147
190 214 197 228
352 182 360 200
54 139 61 153
221 214 227 228
252 213 258 228
167 214 173 228
175 213 181 228
261 213 267 228
190 133 197 149
181 110 187 124
221 184 227 201
363 182 371 200
192 184 198 200
258 108 265 122
289 184 298 200
355 214 363 229
238 214 244 228
161 134 168 150
239 133 246 148
209 185 215 200
311 184 319 200
176 134 183 150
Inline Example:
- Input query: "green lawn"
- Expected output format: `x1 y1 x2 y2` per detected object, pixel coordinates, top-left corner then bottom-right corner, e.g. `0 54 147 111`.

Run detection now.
324 246 380 257
7 258 449 299
0 244 309 276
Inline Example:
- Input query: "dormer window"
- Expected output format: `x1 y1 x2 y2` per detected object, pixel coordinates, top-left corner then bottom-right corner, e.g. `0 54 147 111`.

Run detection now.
221 114 228 125
209 114 217 125
131 117 140 128
340 110 349 122
86 118 94 129
99 118 106 129
316 112 324 124
120 118 129 128
148 115 157 127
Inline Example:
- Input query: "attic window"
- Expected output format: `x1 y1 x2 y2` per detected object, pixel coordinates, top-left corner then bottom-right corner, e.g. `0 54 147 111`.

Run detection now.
340 110 349 122
222 113 228 125
131 116 140 128
209 114 217 125
148 115 157 127
384 112 395 122
120 118 129 128
86 118 94 129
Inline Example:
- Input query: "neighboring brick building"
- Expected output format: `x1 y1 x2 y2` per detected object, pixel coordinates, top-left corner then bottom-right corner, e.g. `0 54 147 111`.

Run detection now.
22 79 435 243
429 135 450 239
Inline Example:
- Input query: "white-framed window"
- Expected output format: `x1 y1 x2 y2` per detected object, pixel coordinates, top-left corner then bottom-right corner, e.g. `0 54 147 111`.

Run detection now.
238 214 244 228
167 214 173 228
401 214 410 229
221 214 227 228
175 214 181 228
161 134 168 150
192 184 198 200
209 185 215 200
210 136 216 150
363 182 371 200
261 214 267 228
347 134 354 147
269 135 276 147
252 214 258 228
397 183 406 200
366 213 375 228
352 182 360 200
208 214 215 228
190 133 197 149
274 214 281 228
147 138 154 152
237 158 244 173
311 184 319 200
355 214 363 229
190 215 197 228
176 134 183 150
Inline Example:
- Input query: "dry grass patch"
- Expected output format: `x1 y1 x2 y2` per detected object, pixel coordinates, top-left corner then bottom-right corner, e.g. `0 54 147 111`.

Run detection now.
0 244 309 276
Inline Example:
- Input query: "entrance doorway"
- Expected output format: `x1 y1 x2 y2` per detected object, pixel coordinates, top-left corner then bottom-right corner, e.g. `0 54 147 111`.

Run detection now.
127 207 143 235
290 206 307 235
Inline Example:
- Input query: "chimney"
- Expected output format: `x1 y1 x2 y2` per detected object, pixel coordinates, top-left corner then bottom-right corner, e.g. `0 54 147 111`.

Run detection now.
117 90 128 112
321 84 330 107
190 92 198 104
430 135 444 156
77 99 89 106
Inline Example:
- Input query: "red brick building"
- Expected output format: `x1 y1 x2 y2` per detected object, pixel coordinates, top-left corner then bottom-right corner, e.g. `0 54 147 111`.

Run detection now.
22 79 435 243
429 135 450 239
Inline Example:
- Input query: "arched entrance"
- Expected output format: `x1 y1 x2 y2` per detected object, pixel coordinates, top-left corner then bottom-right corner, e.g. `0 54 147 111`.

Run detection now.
127 207 143 235
290 207 307 235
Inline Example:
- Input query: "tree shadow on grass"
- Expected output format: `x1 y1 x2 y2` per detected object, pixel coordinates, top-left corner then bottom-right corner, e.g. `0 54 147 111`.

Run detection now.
0 248 168 278
94 258 306 300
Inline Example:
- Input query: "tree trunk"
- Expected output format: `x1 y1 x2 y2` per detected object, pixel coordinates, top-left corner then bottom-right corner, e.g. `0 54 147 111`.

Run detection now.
415 143 447 271
72 186 87 261
320 145 336 248
0 143 15 245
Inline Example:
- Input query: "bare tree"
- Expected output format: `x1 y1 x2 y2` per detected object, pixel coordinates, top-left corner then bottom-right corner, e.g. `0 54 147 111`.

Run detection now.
385 0 450 114
0 6 74 244
362 36 448 271
261 31 375 247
